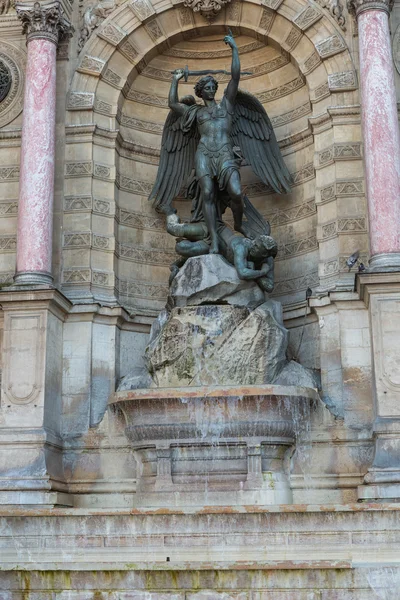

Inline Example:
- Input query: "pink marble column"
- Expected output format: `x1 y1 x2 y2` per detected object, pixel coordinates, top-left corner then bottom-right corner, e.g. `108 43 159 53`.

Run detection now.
15 1 72 285
353 0 400 271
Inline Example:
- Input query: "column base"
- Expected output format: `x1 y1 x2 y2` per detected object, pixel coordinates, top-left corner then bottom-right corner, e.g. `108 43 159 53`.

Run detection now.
13 270 54 286
368 252 400 272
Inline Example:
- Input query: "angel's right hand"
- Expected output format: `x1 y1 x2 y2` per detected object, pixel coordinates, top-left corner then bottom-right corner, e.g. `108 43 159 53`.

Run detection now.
174 69 184 81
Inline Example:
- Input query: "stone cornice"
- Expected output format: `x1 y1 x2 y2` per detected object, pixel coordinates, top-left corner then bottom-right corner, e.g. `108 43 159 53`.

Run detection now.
347 0 393 17
15 0 73 45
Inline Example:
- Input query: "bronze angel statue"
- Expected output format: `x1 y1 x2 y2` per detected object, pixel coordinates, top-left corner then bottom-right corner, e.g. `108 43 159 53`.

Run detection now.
148 30 291 259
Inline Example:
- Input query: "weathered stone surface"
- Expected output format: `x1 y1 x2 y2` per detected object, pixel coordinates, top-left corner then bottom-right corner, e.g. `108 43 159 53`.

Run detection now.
117 367 153 391
145 300 288 387
273 360 319 388
169 254 265 309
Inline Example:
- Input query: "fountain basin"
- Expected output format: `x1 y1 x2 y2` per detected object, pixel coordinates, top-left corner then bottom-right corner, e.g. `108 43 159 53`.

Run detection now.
109 384 318 506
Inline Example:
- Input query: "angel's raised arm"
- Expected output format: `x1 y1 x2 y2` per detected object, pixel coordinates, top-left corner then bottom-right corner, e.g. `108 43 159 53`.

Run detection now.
224 31 240 108
169 70 190 116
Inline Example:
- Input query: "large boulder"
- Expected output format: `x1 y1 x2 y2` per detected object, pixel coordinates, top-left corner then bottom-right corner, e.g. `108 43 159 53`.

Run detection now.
169 254 265 309
145 300 288 387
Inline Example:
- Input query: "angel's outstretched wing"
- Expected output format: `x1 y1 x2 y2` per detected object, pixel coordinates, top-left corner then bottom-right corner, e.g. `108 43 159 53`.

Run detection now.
241 195 271 239
232 89 291 194
148 100 199 214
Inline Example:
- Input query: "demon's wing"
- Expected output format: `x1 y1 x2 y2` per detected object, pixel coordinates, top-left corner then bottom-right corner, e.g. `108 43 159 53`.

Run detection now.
148 104 199 214
232 89 291 194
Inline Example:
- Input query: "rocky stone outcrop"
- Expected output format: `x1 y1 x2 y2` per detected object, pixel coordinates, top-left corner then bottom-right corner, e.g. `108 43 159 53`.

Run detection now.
169 254 265 309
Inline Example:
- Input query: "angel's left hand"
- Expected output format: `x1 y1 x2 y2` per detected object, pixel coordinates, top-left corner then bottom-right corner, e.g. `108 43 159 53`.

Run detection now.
224 34 237 49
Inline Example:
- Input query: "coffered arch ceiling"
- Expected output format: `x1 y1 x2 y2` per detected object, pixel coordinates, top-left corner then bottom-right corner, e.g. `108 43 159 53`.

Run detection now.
63 0 366 313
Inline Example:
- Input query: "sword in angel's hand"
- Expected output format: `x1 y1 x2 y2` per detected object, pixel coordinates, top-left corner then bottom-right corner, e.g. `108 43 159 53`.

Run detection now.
171 64 252 82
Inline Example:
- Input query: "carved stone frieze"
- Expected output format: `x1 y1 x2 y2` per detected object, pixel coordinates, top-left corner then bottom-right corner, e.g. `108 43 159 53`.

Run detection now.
268 199 316 226
98 21 126 45
226 0 241 22
92 270 112 286
164 40 264 60
116 172 153 195
261 0 284 8
0 165 19 180
259 7 275 33
276 234 318 261
271 102 311 127
328 70 357 91
311 81 330 102
255 76 305 103
302 51 321 75
315 34 346 58
68 91 94 110
347 0 393 16
16 1 73 45
63 232 91 248
322 258 339 275
144 17 163 41
117 207 165 231
316 143 362 167
94 98 113 114
0 200 18 216
283 27 302 51
129 0 155 21
183 0 232 22
119 40 139 63
117 242 175 266
117 277 169 300
62 268 91 283
272 270 319 296
119 113 164 133
0 234 17 251
64 196 92 211
178 6 194 27
293 4 322 30
65 161 93 176
94 198 111 214
93 163 111 179
78 54 106 75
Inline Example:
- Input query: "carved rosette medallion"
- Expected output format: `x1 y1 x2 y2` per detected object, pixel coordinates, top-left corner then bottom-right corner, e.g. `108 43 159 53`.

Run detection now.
347 0 393 16
0 41 26 127
184 0 231 22
0 60 11 103
16 1 74 45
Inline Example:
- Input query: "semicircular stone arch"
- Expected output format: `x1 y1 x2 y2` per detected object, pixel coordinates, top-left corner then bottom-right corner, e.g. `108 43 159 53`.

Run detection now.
63 0 367 315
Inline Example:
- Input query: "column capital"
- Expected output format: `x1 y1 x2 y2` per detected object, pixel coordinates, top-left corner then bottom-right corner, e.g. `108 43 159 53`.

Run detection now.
16 1 73 45
347 0 393 17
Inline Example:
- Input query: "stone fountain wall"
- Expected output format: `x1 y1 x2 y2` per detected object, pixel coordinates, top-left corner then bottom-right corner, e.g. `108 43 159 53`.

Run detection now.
0 0 400 598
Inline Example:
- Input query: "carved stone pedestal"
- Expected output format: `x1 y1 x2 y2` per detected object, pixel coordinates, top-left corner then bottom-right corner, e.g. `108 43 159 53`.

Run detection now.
357 273 400 501
0 288 71 506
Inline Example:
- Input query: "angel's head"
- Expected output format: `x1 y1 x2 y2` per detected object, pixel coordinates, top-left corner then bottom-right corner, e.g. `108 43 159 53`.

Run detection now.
250 235 278 259
194 75 218 101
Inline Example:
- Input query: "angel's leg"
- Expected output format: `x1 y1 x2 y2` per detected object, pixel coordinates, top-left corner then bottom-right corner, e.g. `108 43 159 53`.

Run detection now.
226 171 244 233
199 175 219 254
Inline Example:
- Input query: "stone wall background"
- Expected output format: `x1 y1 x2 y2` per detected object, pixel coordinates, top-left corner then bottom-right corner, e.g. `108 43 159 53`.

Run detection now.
0 0 386 512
